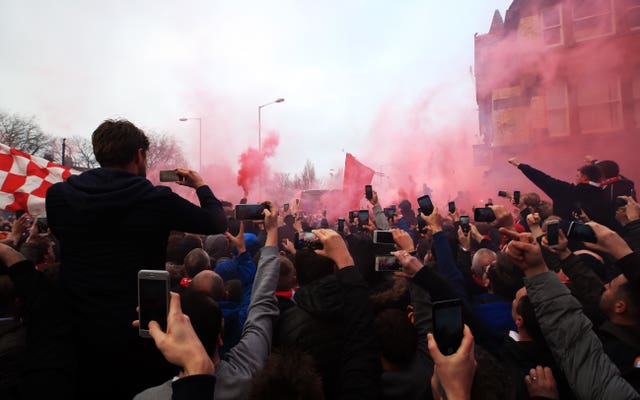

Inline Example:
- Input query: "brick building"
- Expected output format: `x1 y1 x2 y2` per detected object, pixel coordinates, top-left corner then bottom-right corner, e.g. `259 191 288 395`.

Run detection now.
474 0 640 186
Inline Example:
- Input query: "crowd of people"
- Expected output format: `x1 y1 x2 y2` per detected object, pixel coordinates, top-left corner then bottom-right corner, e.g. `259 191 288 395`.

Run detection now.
0 118 639 399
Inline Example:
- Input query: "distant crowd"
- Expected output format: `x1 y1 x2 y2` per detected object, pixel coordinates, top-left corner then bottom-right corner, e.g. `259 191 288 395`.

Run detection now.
0 118 639 400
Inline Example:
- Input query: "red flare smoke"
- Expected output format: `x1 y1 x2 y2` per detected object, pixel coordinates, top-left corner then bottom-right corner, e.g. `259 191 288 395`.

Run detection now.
237 132 279 197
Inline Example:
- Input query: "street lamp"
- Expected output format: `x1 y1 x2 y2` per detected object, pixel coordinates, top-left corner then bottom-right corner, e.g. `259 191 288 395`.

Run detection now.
258 98 284 152
178 117 202 171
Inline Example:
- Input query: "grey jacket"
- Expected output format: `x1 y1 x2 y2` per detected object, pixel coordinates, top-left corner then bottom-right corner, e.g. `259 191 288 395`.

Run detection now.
525 271 639 400
134 246 281 400
373 204 390 230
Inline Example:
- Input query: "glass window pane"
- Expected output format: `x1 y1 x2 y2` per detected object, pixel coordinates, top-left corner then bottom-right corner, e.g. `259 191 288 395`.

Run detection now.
579 103 622 132
573 0 611 20
542 6 561 27
544 27 562 45
574 15 613 40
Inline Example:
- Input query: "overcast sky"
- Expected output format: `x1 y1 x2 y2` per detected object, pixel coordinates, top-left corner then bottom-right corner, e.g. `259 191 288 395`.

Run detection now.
0 0 512 178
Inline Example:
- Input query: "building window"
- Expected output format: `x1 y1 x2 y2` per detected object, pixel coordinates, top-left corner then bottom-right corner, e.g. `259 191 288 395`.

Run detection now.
542 5 563 46
546 83 570 137
572 0 614 41
628 0 640 29
576 76 622 133
633 73 640 127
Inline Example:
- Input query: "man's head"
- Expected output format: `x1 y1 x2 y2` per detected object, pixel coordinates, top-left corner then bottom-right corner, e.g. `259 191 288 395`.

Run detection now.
191 270 225 301
471 248 497 280
277 256 297 291
511 287 545 342
294 249 336 287
485 252 524 299
599 274 640 325
184 248 211 278
92 119 150 176
576 164 603 184
373 308 418 368
596 160 620 180
283 214 295 226
180 289 223 358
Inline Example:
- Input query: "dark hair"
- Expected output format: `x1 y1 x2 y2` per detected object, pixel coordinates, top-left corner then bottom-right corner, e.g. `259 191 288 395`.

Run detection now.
294 249 335 286
184 248 210 278
515 294 545 342
373 308 417 366
471 345 512 399
487 253 524 300
171 236 203 265
278 256 296 291
578 164 603 183
596 160 620 179
619 280 640 322
92 119 150 167
19 240 50 265
180 290 223 358
249 349 324 400
284 215 295 226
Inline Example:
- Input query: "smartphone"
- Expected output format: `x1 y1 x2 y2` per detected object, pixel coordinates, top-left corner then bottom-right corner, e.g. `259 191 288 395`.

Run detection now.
567 221 597 243
383 207 396 218
513 191 521 205
571 202 582 219
448 201 456 214
159 170 180 182
15 210 25 219
283 203 290 212
498 191 508 197
615 197 628 208
373 230 394 244
486 198 493 207
138 270 170 338
546 220 559 248
474 207 496 223
365 185 373 200
375 255 402 272
417 212 427 232
460 215 471 234
433 299 463 356
417 195 434 216
337 218 345 234
294 231 323 250
358 210 369 225
235 204 266 220
348 210 358 223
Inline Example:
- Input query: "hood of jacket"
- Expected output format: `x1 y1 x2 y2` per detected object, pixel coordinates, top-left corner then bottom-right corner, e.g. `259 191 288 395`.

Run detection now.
293 274 343 320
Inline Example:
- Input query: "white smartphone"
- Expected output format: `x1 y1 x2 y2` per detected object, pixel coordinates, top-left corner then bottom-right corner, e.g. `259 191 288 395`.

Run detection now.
375 255 402 272
373 230 394 244
137 270 170 338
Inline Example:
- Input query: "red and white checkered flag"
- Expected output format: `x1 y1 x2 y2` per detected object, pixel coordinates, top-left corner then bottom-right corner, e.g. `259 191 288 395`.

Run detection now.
0 143 78 215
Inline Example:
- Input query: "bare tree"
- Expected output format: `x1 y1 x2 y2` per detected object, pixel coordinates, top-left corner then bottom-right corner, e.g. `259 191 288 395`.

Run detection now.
294 160 317 190
45 136 97 169
0 111 51 156
146 132 189 171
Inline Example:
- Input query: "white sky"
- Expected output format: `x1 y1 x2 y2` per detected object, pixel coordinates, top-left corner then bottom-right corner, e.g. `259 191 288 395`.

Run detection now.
0 0 512 178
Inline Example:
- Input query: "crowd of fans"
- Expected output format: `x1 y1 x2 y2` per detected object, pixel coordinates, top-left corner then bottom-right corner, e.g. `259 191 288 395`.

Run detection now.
0 119 639 400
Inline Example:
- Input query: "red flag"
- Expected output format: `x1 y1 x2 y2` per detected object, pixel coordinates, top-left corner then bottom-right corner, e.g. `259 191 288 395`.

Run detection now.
342 153 375 210
0 143 77 215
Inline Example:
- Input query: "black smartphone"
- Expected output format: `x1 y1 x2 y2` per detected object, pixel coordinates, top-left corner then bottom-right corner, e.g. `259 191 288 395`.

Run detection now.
417 212 427 232
283 203 290 212
474 207 496 223
36 217 48 234
571 202 582 219
513 191 521 205
433 299 463 356
337 218 345 234
546 220 559 248
138 270 170 338
365 185 373 200
567 221 597 243
294 231 323 250
486 198 493 207
615 197 628 208
348 210 358 223
460 215 471 234
373 230 394 244
159 170 180 182
383 207 396 218
498 191 508 197
448 201 456 214
15 210 25 219
374 255 402 272
235 204 266 220
358 210 369 225
417 195 434 216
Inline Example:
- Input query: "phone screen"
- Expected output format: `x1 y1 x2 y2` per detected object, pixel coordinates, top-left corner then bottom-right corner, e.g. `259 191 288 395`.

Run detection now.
433 299 463 356
283 203 290 212
546 221 559 247
460 215 470 234
567 221 597 243
448 201 456 214
159 170 180 182
358 210 369 225
513 191 521 205
365 185 373 200
294 231 323 250
337 218 345 233
138 274 169 335
375 255 402 272
474 207 496 223
235 204 266 220
417 195 434 216
374 230 394 244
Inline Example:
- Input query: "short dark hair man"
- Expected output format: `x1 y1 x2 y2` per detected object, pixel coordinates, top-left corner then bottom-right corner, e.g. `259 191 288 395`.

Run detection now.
46 119 227 399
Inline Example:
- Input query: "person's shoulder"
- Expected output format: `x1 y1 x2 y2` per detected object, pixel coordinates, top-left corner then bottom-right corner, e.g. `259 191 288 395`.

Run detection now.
133 378 174 400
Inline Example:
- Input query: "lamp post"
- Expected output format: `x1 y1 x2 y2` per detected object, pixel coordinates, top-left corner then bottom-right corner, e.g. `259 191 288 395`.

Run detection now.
258 98 284 152
178 117 202 171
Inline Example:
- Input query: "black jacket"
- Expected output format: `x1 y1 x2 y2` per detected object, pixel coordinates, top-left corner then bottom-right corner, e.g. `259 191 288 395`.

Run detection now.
517 164 611 227
45 168 227 398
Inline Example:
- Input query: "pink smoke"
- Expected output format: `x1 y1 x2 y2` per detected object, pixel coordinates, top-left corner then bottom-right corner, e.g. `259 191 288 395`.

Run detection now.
236 132 280 198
